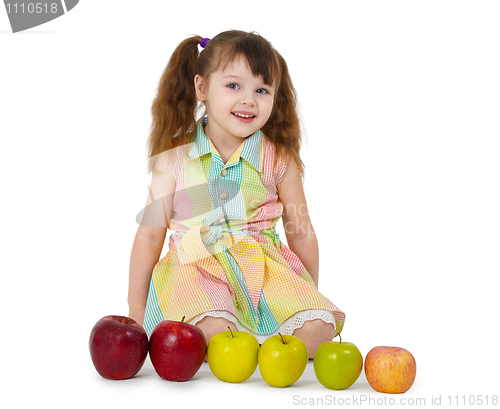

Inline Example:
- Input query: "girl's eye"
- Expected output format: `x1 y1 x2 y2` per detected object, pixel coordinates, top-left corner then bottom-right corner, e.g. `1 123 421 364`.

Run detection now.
256 88 267 95
228 83 239 90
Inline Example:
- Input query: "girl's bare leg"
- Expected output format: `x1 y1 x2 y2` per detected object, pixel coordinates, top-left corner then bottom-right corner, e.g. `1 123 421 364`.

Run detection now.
292 319 335 359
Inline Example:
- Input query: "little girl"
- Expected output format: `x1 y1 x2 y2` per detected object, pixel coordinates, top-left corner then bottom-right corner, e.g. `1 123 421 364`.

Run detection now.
128 30 345 358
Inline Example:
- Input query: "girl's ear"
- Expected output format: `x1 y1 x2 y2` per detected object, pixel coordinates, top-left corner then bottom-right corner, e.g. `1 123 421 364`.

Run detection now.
194 74 207 102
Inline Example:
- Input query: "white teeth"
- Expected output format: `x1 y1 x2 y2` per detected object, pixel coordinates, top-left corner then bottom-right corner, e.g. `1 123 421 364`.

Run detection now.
233 112 254 118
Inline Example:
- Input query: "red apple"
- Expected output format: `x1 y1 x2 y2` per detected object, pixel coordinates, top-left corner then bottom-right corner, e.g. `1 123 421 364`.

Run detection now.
364 346 417 394
149 316 206 381
89 315 148 380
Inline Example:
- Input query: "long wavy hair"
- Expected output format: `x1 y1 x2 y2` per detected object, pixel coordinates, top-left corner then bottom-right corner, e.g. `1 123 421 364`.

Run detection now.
147 30 304 178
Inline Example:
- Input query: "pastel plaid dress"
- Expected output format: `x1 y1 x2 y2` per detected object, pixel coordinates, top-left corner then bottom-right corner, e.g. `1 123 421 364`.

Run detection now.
143 120 345 340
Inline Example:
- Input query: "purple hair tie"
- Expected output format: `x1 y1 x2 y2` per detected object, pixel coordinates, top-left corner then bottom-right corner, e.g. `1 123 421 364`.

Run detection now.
200 38 210 48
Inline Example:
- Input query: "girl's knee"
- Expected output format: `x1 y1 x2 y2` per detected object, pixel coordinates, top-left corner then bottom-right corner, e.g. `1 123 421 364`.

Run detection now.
293 319 335 358
295 319 334 338
194 316 237 344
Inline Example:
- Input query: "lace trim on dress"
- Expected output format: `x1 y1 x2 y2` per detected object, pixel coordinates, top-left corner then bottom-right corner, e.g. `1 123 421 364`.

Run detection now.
187 309 337 344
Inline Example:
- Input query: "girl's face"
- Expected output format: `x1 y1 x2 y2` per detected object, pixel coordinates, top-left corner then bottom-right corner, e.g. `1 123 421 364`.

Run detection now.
195 54 275 143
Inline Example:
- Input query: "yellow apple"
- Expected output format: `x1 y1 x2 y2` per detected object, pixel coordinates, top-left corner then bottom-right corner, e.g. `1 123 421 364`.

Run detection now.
258 334 308 387
207 327 259 383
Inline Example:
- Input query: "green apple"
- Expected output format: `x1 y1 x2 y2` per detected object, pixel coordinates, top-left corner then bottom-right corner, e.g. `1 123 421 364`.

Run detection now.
258 334 308 388
207 327 259 383
313 335 363 390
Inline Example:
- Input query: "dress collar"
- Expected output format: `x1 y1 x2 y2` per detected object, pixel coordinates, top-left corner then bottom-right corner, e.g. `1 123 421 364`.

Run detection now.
188 118 262 171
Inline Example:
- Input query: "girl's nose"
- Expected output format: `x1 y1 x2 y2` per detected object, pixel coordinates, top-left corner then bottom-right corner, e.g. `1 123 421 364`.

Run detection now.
241 91 256 106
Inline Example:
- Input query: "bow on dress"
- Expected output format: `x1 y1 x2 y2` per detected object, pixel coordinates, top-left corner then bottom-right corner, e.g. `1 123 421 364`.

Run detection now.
174 224 266 321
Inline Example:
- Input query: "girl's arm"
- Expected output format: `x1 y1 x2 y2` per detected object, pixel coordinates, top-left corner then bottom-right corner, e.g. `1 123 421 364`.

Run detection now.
128 151 175 325
128 225 167 325
278 158 320 288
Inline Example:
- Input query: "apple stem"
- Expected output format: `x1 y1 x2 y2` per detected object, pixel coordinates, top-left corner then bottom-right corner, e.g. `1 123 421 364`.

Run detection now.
279 333 286 344
228 326 234 338
181 316 186 323
338 333 342 344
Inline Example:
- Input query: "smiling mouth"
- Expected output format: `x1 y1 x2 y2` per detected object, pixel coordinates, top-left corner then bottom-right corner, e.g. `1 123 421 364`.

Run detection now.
232 112 255 119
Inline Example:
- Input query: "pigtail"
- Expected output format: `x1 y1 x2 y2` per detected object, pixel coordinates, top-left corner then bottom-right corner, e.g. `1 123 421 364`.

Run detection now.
147 36 203 173
261 52 305 180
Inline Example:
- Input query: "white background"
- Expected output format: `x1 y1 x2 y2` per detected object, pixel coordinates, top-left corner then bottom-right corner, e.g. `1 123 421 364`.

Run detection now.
1 1 499 407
